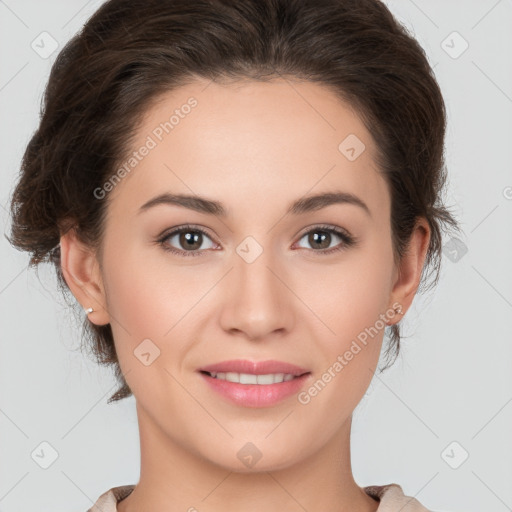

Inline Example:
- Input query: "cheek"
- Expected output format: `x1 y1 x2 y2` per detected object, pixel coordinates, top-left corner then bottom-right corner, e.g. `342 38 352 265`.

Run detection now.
105 259 170 334
103 236 201 333
102 247 194 400
299 266 389 420
302 233 394 395
102 239 220 377
308 247 393 342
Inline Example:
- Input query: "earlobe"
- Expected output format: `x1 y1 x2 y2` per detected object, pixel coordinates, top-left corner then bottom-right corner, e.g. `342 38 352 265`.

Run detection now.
388 218 431 323
59 227 110 325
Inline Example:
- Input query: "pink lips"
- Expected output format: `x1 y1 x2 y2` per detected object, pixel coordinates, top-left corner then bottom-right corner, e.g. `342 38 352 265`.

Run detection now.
197 359 311 408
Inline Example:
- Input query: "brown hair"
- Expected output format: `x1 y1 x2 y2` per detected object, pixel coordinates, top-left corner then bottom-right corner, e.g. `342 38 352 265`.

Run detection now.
8 0 460 403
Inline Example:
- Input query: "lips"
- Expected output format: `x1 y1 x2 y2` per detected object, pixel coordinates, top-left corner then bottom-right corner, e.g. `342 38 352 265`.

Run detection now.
197 359 312 407
197 359 310 377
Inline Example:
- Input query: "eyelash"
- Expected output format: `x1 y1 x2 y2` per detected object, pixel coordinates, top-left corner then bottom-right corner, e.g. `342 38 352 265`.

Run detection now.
156 223 357 258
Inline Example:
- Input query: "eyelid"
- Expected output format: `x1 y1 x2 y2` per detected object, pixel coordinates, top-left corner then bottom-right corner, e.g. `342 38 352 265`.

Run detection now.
158 223 215 240
295 223 351 240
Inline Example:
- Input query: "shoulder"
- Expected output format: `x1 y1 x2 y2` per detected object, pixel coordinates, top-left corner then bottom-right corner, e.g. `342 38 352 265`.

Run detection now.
87 485 135 512
363 483 439 511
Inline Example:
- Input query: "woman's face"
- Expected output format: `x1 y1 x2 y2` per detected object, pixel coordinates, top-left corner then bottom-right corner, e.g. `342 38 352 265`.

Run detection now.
86 77 407 470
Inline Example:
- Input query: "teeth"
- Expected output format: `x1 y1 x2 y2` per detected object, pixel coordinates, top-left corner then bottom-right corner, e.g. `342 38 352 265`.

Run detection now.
209 372 296 384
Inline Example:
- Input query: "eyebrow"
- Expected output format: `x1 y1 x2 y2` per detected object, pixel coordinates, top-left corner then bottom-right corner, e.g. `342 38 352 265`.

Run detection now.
138 190 371 218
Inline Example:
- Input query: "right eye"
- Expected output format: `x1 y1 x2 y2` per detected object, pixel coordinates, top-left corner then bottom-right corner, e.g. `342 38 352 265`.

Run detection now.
157 225 218 257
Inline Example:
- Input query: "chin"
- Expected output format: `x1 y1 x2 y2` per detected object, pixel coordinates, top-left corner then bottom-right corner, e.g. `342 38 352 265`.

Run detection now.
200 441 301 474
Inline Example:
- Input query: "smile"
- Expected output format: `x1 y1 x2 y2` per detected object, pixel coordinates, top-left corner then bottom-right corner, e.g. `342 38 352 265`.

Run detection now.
204 371 298 384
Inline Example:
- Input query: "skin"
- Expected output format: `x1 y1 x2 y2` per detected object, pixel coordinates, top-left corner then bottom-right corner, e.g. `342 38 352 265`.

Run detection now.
60 77 430 512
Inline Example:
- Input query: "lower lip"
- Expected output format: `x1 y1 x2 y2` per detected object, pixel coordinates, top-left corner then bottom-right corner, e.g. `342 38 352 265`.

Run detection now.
199 372 311 408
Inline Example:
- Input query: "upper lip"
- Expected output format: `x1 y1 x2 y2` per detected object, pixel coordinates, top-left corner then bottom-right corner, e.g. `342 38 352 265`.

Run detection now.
198 359 310 376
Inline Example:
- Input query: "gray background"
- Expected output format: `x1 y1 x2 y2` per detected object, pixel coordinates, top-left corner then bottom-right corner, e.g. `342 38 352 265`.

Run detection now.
1 1 511 511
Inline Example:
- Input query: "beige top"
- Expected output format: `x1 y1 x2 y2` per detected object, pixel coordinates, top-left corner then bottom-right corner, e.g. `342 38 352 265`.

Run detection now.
87 483 437 511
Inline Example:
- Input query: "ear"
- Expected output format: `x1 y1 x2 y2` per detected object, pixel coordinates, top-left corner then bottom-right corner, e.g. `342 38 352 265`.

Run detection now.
388 217 431 324
59 227 110 326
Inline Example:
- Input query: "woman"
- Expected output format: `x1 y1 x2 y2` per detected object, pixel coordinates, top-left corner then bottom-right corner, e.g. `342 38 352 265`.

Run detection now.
8 0 460 510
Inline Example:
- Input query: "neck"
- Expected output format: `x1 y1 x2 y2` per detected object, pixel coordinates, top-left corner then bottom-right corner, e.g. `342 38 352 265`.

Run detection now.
117 402 379 512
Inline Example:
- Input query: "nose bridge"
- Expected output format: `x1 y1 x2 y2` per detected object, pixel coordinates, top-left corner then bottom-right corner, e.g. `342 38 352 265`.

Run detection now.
220 234 291 338
235 235 282 307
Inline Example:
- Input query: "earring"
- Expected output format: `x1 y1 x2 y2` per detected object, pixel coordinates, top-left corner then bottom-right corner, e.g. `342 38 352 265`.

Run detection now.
85 307 94 314
386 304 405 326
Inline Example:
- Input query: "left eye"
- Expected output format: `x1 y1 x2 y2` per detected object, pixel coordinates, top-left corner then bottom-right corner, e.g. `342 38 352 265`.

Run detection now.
295 227 352 252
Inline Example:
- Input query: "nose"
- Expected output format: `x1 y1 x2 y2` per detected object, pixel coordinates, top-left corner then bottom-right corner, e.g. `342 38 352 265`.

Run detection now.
218 243 295 341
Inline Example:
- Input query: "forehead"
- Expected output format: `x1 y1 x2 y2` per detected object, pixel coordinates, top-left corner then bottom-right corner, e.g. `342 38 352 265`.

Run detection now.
106 77 389 221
